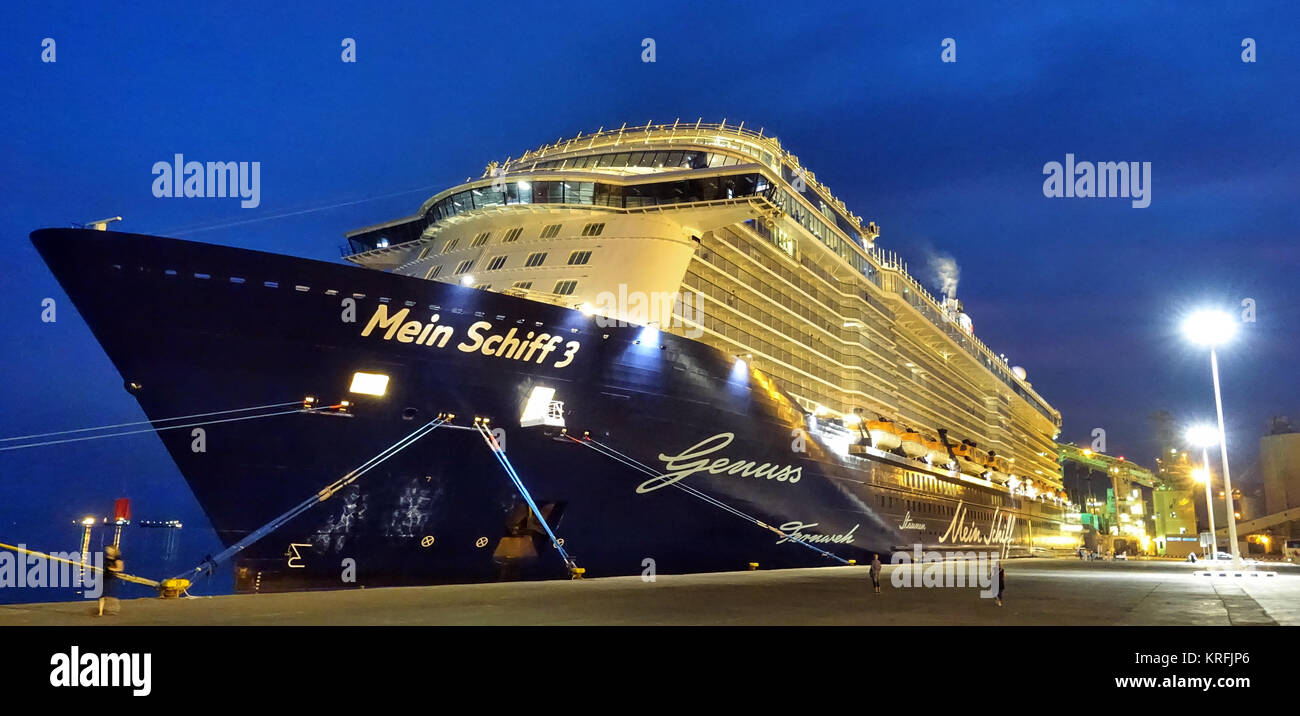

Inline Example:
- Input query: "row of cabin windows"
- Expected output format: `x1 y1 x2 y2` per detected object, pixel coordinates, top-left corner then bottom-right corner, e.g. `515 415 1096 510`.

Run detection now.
418 222 605 260
421 267 575 297
505 279 576 295
423 250 591 278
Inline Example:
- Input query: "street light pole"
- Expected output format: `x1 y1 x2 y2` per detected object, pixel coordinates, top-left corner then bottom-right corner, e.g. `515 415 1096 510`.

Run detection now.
1199 447 1215 554
1209 348 1241 567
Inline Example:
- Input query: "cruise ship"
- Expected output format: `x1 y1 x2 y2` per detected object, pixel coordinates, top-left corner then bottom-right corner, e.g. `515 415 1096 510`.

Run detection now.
33 121 1075 592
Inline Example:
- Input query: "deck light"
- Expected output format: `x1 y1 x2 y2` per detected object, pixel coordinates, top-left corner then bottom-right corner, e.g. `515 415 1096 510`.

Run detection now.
349 372 389 397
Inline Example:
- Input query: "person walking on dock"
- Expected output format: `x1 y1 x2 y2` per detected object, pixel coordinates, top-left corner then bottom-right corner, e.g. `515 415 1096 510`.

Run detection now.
869 553 882 594
97 545 123 616
993 562 1005 607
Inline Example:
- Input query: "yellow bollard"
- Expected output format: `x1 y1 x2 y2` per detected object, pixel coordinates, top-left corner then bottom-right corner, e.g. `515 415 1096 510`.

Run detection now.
158 578 191 598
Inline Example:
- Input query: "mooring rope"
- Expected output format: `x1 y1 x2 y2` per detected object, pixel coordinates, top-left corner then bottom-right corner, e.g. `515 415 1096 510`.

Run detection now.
0 542 160 588
0 400 305 443
474 421 577 574
172 415 448 582
0 405 332 452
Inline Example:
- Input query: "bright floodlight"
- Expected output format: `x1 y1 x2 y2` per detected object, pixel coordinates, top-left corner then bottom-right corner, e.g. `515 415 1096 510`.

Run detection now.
1185 424 1219 448
349 371 390 397
1182 310 1237 346
1192 467 1209 483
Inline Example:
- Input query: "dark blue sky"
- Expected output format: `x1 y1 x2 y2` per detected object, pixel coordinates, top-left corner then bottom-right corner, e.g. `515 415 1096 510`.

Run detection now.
2 2 1297 587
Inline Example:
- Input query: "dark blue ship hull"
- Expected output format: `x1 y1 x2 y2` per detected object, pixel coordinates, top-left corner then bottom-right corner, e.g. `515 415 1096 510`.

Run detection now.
32 228 1061 592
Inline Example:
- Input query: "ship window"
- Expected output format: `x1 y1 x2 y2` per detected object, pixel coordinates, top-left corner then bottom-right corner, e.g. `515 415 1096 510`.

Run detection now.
567 250 592 266
473 283 491 291
539 224 561 239
418 246 433 260
471 232 491 247
426 264 443 279
594 184 622 207
454 260 475 274
580 222 605 237
512 281 533 290
506 182 532 205
553 280 578 296
611 153 631 168
564 180 595 205
533 181 563 204
525 252 548 268
596 153 616 167
443 238 459 253
486 255 507 271
502 227 523 243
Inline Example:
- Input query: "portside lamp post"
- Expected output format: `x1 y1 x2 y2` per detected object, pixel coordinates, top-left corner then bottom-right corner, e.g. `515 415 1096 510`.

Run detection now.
1182 310 1242 568
1185 425 1218 559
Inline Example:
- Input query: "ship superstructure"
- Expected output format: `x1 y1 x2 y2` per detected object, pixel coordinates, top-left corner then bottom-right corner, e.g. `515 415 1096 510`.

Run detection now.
346 121 1063 497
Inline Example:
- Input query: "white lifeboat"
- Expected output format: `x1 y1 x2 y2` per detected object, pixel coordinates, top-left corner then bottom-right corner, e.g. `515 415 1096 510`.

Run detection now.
950 441 986 477
924 437 952 467
866 418 902 451
983 454 1010 484
900 428 928 459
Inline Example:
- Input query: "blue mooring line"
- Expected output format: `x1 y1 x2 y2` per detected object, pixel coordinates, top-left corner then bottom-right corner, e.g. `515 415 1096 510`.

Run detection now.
173 417 446 581
477 424 576 571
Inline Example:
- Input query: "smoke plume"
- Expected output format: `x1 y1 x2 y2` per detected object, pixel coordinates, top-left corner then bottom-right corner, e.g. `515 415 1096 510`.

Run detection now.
930 253 960 298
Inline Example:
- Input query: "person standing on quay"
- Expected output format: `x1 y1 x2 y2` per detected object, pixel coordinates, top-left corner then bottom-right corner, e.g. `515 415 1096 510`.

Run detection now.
97 545 123 616
869 553 882 595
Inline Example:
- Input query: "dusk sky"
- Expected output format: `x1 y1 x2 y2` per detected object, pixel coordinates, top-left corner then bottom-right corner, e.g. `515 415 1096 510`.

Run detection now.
2 2 1297 593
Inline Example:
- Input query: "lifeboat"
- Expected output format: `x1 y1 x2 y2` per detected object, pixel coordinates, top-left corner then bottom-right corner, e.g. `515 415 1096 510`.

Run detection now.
900 428 928 459
924 436 952 467
983 454 1010 484
950 440 987 477
866 418 902 451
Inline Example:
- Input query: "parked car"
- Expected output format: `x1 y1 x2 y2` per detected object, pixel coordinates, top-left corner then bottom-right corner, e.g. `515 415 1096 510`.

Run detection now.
1210 552 1257 565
